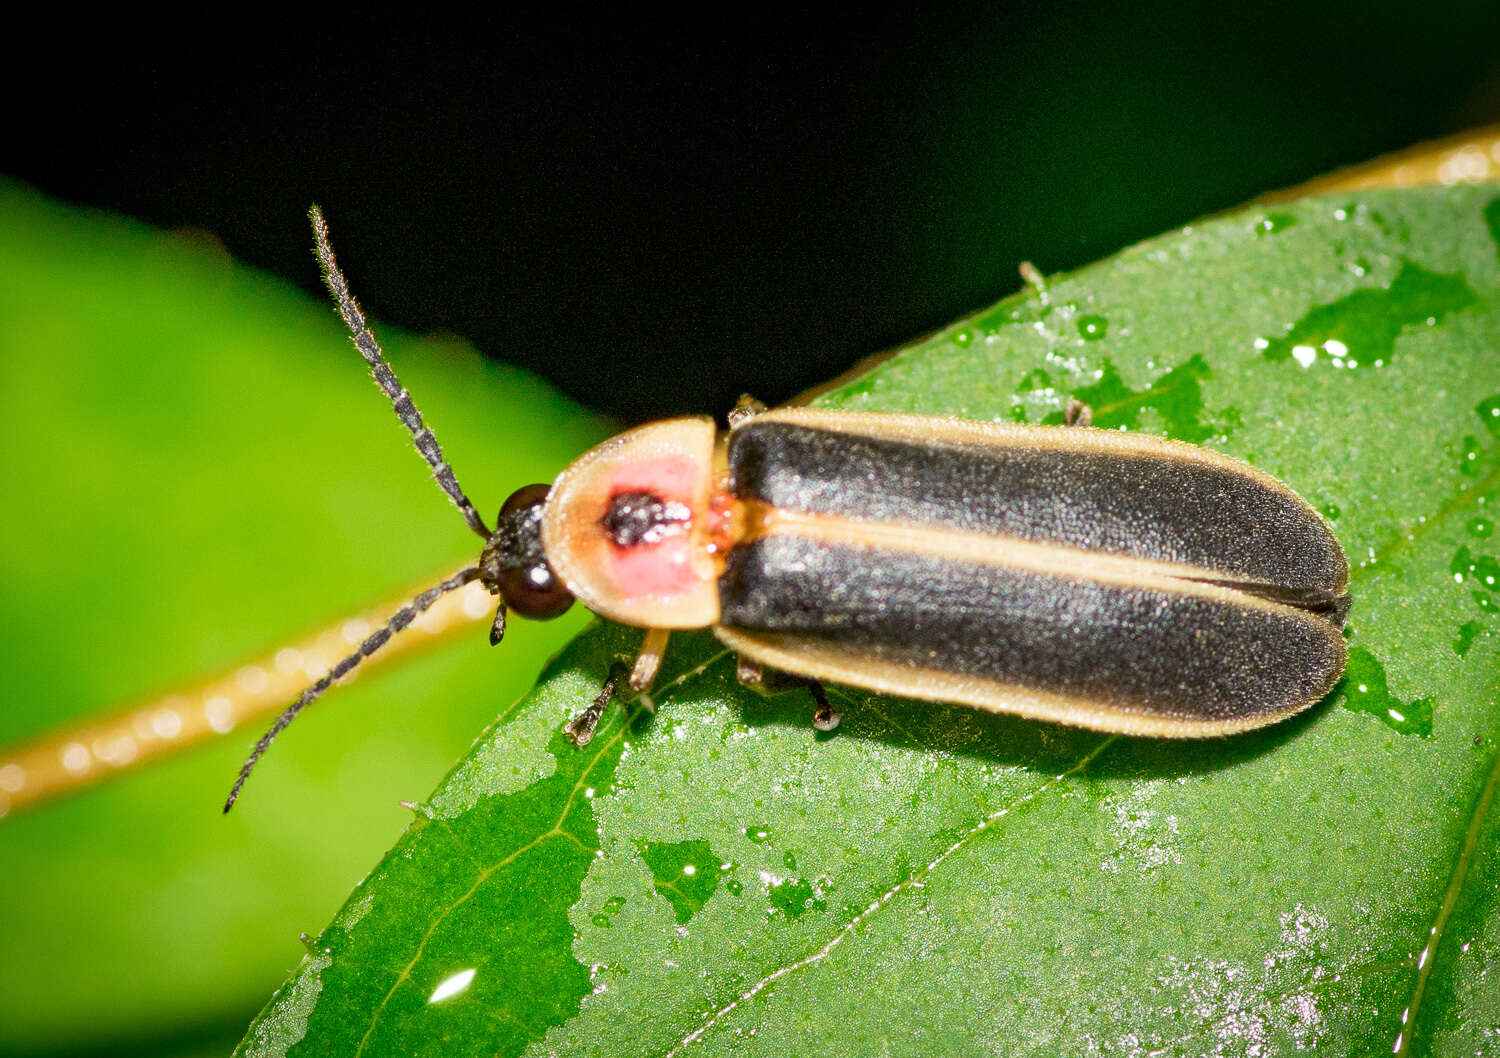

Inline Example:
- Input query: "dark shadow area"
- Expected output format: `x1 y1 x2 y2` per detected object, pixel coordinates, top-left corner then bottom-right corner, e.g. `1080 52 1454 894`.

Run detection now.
3 6 1497 422
569 623 1337 784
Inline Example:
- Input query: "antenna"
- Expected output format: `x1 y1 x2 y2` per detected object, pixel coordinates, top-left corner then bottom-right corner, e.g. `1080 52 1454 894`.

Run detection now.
224 566 482 812
310 206 492 540
225 210 502 811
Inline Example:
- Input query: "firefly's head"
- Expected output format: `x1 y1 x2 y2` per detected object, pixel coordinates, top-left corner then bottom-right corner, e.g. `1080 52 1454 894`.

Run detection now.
480 484 575 621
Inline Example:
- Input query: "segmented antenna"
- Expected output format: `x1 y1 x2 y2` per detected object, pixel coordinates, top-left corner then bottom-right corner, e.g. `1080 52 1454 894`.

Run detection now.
224 566 482 812
310 206 492 540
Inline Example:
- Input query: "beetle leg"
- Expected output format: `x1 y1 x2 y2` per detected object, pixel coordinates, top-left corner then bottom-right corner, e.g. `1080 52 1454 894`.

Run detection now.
626 627 669 717
1064 399 1093 427
805 678 841 732
566 629 672 746
565 661 626 747
735 655 765 686
487 601 508 646
735 658 840 733
728 394 769 429
631 628 670 692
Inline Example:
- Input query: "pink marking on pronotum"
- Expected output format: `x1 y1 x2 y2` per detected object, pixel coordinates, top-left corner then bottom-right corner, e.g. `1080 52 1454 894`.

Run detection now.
608 535 700 598
603 454 705 599
607 455 701 500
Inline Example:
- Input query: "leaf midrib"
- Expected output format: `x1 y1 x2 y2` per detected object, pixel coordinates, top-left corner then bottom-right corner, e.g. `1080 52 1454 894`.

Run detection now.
1396 727 1500 1055
1347 421 1500 1052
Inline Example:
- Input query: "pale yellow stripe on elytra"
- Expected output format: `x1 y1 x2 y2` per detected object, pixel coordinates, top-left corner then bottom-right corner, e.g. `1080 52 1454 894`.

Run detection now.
753 506 1329 627
712 626 1332 739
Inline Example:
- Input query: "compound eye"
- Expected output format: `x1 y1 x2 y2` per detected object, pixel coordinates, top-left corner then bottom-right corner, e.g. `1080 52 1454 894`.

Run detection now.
498 562 574 619
500 482 552 518
494 483 574 620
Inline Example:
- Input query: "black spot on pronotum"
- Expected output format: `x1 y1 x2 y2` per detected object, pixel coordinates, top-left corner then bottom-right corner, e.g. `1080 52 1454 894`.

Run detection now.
603 491 690 548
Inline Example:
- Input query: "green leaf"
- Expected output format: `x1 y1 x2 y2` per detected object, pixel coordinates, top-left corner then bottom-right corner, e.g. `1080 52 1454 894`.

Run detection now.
0 183 612 1056
232 184 1500 1056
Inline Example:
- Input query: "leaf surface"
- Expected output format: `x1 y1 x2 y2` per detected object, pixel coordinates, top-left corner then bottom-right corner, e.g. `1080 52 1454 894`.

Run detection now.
228 183 1500 1056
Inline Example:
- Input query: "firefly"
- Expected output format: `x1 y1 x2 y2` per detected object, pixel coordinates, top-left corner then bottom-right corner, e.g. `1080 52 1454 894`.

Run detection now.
223 209 1349 811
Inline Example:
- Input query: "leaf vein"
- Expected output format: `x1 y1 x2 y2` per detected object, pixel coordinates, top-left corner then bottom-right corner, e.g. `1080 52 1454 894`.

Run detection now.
663 735 1118 1055
1393 742 1500 1055
352 711 634 1058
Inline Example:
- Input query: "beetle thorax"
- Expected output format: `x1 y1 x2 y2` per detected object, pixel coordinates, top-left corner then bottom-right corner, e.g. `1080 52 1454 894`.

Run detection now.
539 416 723 628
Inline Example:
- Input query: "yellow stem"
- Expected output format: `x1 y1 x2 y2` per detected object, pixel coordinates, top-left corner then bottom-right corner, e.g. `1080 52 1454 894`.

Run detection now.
0 571 492 819
1262 123 1500 201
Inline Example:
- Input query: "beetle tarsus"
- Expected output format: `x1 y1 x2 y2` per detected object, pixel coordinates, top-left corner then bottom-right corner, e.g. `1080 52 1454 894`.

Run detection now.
567 663 626 747
564 696 606 747
735 656 765 686
805 679 841 732
488 602 507 645
1064 399 1093 428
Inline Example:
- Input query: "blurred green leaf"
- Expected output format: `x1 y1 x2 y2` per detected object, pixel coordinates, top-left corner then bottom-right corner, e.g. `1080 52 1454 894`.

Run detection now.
0 183 612 1056
234 185 1500 1056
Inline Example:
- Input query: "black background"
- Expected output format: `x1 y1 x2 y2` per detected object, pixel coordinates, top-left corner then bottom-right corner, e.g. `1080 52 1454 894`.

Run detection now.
6 6 1499 421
